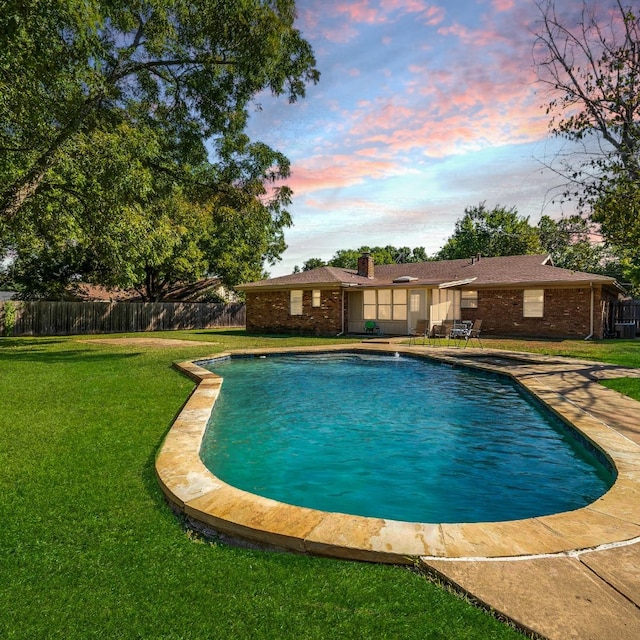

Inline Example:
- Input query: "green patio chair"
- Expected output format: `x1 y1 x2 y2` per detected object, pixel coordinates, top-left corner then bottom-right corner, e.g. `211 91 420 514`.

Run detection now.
364 320 380 335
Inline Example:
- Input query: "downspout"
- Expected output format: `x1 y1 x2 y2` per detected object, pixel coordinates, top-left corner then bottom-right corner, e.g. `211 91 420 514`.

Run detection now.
584 282 594 340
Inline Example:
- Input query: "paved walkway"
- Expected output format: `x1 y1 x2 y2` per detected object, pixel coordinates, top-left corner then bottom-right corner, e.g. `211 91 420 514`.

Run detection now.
415 347 640 639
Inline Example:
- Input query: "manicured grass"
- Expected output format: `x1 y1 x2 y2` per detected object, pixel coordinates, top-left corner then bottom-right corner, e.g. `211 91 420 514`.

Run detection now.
0 334 525 640
600 377 640 402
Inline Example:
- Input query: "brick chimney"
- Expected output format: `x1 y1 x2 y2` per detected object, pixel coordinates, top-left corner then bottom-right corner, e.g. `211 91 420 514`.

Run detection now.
357 253 375 278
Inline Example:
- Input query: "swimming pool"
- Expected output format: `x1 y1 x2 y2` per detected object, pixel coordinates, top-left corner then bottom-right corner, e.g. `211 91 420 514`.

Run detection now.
200 352 613 523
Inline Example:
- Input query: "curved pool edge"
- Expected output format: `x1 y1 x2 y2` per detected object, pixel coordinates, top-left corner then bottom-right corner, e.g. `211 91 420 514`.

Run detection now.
155 344 640 563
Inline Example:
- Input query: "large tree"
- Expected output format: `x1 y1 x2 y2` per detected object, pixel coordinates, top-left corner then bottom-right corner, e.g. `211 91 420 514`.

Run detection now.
0 0 318 220
1 0 318 298
436 203 542 260
537 214 613 273
591 180 640 289
5 121 294 300
534 0 640 198
533 0 640 285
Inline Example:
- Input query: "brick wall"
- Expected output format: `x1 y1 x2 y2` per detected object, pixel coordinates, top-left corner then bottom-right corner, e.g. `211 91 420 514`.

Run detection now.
247 285 617 338
461 286 612 338
246 289 344 335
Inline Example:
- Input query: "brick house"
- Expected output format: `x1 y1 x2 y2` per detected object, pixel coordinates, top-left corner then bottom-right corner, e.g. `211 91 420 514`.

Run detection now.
237 254 623 339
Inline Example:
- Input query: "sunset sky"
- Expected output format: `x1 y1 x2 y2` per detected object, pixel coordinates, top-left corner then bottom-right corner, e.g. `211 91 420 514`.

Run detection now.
247 0 580 276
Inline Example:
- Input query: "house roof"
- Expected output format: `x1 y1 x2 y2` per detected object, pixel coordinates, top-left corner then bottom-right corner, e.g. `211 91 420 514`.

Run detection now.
238 254 621 291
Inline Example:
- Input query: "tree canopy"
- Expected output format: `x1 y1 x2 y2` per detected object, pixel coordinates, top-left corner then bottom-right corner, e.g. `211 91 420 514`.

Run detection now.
534 0 640 199
0 0 319 299
534 0 640 288
537 214 618 276
0 0 318 219
436 203 615 277
297 246 430 272
436 203 542 260
592 180 640 288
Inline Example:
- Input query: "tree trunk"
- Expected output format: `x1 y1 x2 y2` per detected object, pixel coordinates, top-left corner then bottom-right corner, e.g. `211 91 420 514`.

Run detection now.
0 153 60 220
0 95 103 220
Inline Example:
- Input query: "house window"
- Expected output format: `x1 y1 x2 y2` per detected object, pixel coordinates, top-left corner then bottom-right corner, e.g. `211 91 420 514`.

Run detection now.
377 289 392 320
363 289 407 320
312 290 321 307
461 290 478 309
393 289 407 320
523 289 544 318
290 290 303 315
363 289 377 320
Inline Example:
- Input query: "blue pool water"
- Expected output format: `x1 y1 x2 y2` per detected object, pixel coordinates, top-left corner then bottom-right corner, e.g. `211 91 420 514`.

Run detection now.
200 353 614 523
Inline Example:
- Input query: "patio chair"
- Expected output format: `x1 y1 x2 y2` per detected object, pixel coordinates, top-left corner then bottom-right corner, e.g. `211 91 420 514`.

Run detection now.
409 319 429 345
463 319 483 348
364 320 380 335
431 321 451 345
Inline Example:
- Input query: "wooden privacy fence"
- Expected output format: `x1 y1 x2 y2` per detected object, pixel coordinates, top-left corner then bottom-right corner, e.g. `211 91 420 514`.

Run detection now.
0 300 246 336
610 300 640 337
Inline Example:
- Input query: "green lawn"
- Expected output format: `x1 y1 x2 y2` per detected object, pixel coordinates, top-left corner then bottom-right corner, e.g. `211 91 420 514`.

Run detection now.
1 330 638 639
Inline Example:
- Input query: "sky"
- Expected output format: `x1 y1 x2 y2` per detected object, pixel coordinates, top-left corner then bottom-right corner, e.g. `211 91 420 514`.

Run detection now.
247 0 580 276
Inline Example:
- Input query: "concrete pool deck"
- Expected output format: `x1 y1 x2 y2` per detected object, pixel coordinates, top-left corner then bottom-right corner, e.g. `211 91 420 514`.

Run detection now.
155 344 640 638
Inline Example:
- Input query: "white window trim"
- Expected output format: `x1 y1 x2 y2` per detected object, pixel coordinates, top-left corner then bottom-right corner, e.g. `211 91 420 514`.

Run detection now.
312 290 321 307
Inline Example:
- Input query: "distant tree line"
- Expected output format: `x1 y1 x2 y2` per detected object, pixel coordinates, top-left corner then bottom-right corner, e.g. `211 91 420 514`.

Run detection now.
296 246 430 272
296 202 627 288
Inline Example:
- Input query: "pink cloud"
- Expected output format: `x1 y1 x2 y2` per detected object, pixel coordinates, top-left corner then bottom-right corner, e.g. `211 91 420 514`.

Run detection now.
334 1 386 24
423 5 446 26
285 155 398 195
319 21 360 43
381 0 428 12
268 0 553 202
437 22 509 47
327 49 548 161
351 102 415 134
354 92 549 159
355 147 385 157
492 0 515 11
380 0 446 25
381 0 445 23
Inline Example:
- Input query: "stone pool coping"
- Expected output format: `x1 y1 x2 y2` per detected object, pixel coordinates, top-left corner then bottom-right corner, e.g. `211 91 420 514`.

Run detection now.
155 344 640 564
